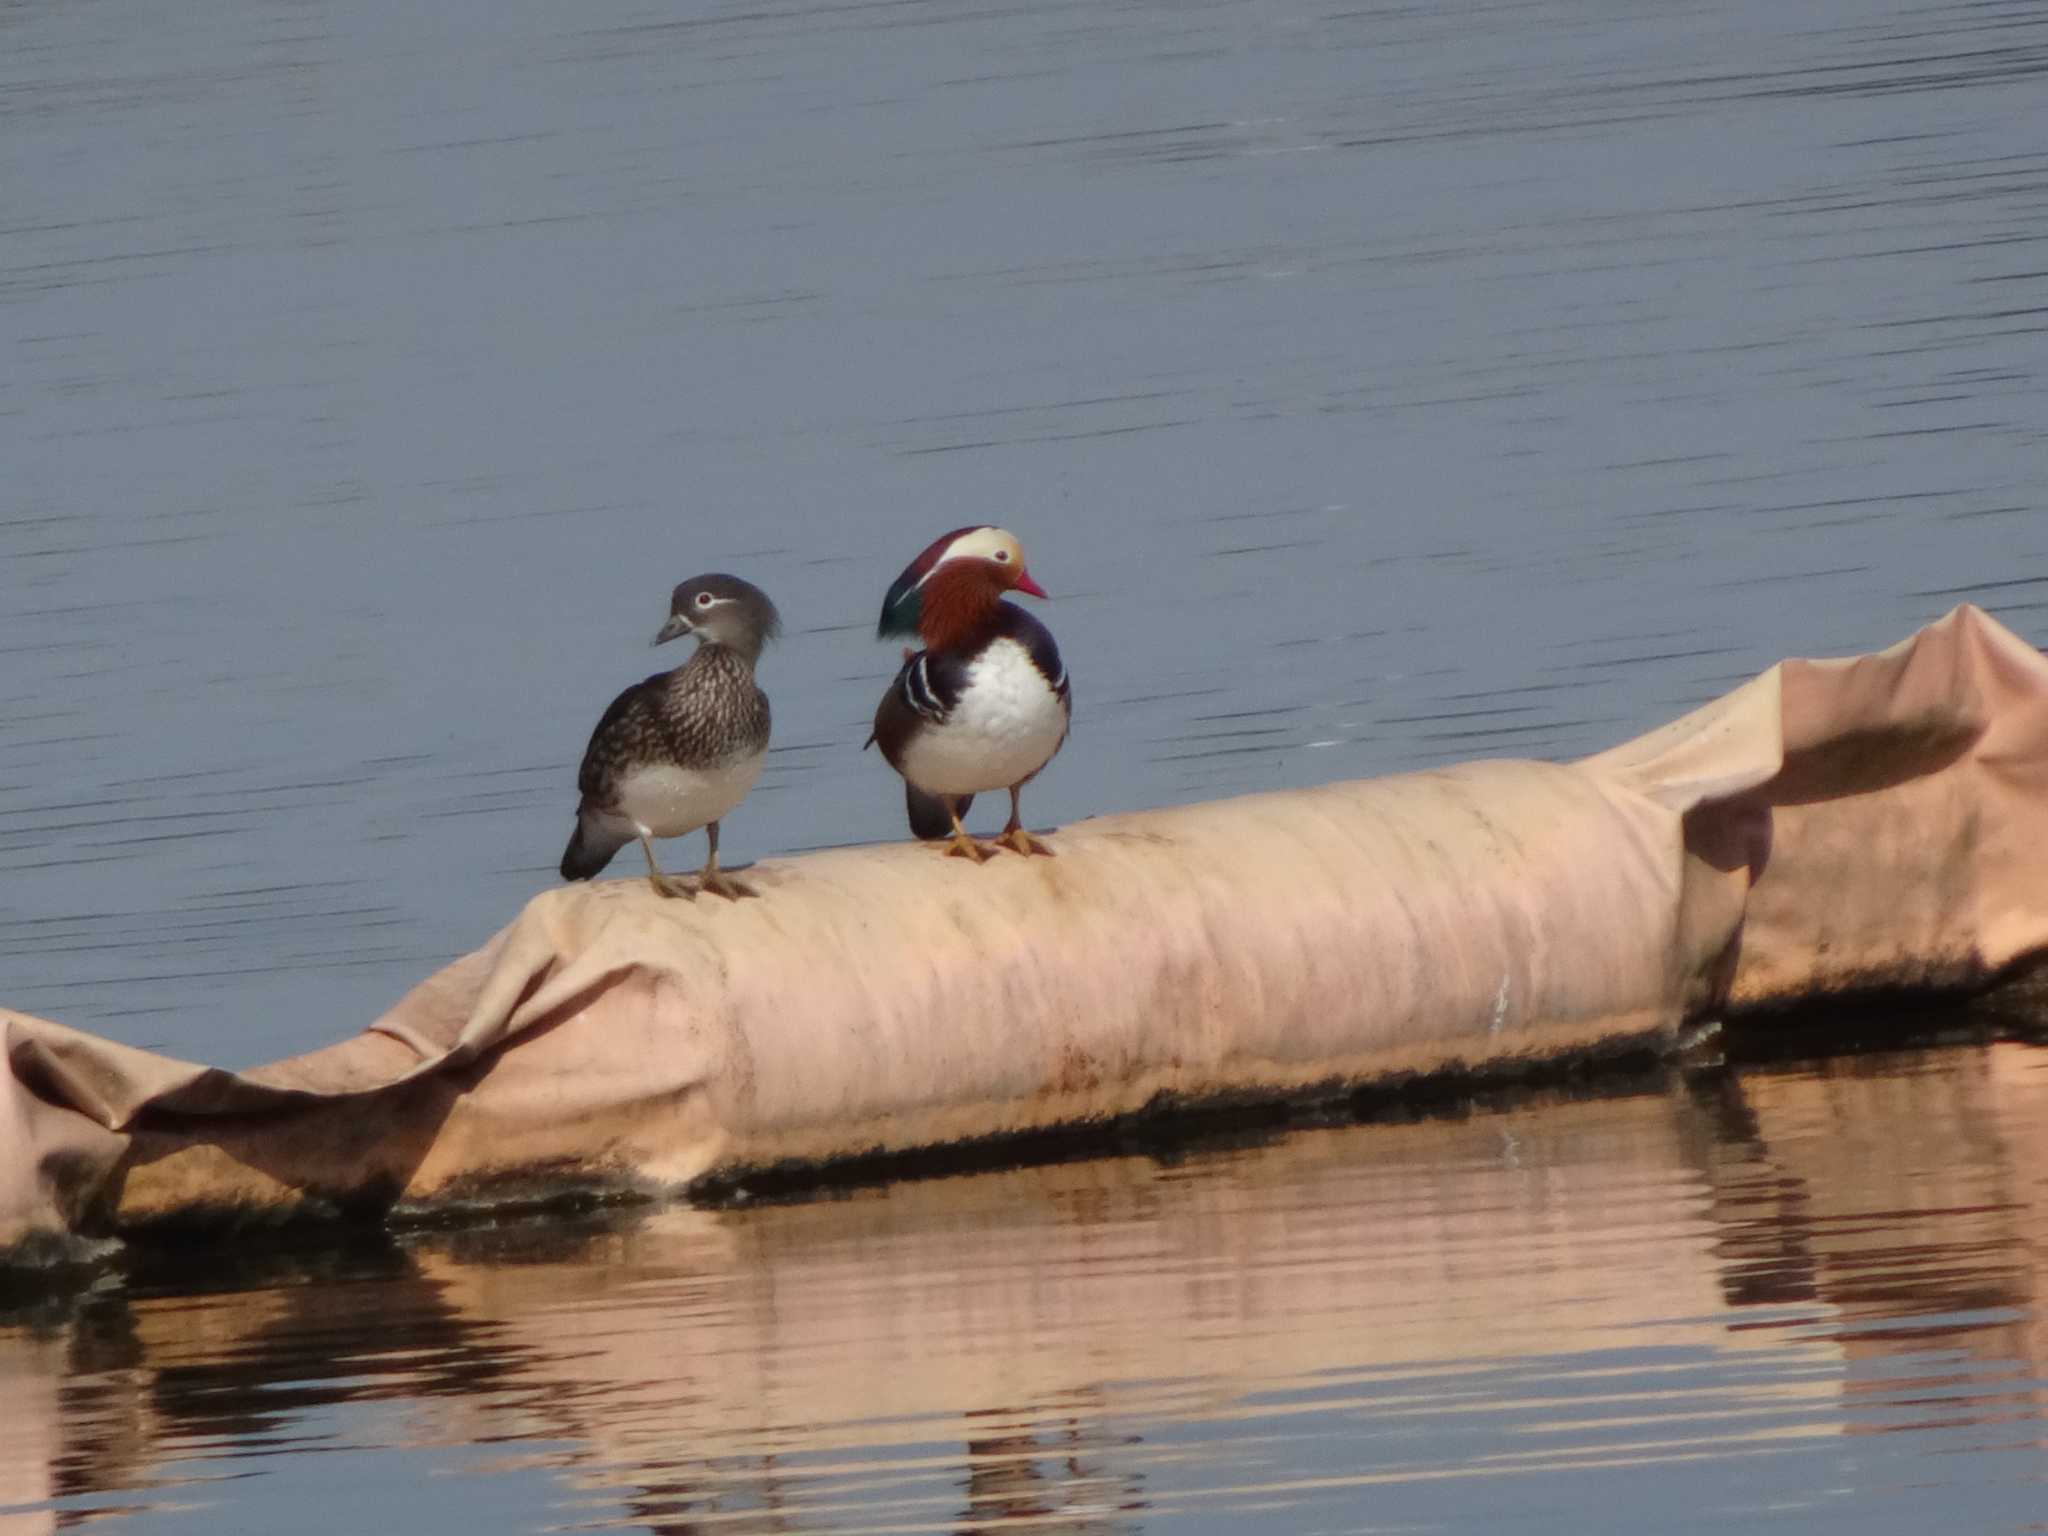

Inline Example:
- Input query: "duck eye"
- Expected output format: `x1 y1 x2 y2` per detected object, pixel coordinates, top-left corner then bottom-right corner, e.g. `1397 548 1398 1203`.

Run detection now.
696 592 714 608
994 550 1010 562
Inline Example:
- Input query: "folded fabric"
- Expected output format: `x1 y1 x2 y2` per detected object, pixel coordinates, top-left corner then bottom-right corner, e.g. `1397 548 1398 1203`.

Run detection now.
7 605 2044 1259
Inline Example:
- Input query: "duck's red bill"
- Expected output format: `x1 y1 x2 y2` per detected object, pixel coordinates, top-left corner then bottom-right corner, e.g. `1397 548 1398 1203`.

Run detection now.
1012 570 1049 598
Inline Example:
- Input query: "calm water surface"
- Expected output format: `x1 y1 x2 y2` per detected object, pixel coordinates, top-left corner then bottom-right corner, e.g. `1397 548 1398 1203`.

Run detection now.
6 0 2048 1530
7 1038 2048 1532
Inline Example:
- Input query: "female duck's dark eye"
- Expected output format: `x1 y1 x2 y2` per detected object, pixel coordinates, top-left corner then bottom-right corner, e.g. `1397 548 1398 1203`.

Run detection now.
696 592 714 607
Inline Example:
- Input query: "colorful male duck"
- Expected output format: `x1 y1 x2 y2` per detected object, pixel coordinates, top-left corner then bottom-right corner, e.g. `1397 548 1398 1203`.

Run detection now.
867 526 1070 861
559 573 779 899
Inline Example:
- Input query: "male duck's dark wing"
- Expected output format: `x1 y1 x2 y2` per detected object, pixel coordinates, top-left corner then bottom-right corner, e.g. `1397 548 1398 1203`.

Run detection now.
868 648 980 836
867 648 973 751
903 648 974 720
996 604 1071 714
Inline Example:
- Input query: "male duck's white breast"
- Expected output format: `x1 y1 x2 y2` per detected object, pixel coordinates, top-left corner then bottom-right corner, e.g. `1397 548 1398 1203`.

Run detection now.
902 638 1066 795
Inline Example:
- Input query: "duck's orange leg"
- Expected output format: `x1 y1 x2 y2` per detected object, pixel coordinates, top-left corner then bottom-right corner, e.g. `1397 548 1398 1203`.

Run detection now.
940 795 997 863
997 786 1054 857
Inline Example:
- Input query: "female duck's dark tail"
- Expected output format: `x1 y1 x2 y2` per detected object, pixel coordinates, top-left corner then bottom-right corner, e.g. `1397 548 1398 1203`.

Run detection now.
560 808 628 881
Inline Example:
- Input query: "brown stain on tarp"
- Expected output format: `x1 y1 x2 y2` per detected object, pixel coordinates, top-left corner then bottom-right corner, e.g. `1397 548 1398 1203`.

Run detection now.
1052 1042 1101 1096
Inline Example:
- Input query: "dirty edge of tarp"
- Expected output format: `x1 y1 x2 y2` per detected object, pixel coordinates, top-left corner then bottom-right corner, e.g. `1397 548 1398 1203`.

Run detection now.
6 603 2048 1266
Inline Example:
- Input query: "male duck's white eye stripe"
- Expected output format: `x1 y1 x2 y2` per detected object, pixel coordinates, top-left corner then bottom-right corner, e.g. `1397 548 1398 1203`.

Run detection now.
916 528 1017 587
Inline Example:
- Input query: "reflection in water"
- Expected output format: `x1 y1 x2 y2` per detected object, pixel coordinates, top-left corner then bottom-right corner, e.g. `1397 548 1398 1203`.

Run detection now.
957 1407 1142 1536
6 1040 2048 1531
1694 1047 2048 1451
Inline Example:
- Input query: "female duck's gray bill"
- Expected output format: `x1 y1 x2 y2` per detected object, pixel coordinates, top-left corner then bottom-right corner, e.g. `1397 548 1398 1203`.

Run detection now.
652 614 695 646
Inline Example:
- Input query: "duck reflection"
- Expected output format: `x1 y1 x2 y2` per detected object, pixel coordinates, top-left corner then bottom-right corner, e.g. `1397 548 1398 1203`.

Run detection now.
611 1456 799 1536
957 1403 1144 1535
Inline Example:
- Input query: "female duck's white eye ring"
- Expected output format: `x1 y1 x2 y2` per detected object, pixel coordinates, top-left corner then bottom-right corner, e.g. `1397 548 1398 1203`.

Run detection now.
696 591 714 607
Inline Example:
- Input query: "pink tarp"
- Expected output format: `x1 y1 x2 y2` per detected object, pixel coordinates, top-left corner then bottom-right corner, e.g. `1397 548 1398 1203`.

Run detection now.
6 605 2047 1259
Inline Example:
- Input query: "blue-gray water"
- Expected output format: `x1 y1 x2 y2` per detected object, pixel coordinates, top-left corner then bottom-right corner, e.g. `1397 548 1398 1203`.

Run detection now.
5 0 2048 1528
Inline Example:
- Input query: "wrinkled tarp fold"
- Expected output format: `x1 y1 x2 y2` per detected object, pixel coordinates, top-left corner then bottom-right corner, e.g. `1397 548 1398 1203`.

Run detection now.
7 605 2047 1256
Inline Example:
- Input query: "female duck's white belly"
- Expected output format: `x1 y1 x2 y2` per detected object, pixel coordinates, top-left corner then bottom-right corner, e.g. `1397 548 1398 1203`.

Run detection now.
902 638 1067 796
614 750 764 839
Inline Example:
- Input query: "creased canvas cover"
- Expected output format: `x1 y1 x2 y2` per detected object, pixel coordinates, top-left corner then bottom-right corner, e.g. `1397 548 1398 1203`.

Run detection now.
6 606 2045 1257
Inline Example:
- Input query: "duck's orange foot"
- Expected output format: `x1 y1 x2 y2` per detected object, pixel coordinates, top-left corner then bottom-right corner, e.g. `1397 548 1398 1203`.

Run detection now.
941 829 998 863
696 868 757 900
998 824 1054 857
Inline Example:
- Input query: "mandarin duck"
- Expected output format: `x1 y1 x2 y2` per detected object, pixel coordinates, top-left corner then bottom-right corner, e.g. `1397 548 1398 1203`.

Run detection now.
866 526 1070 861
559 573 779 899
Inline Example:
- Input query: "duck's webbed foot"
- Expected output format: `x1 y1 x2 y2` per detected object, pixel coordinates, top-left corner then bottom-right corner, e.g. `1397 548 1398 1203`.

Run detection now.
936 796 998 863
697 866 756 900
998 823 1054 857
640 833 697 900
942 827 998 863
694 822 757 900
998 786 1054 857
